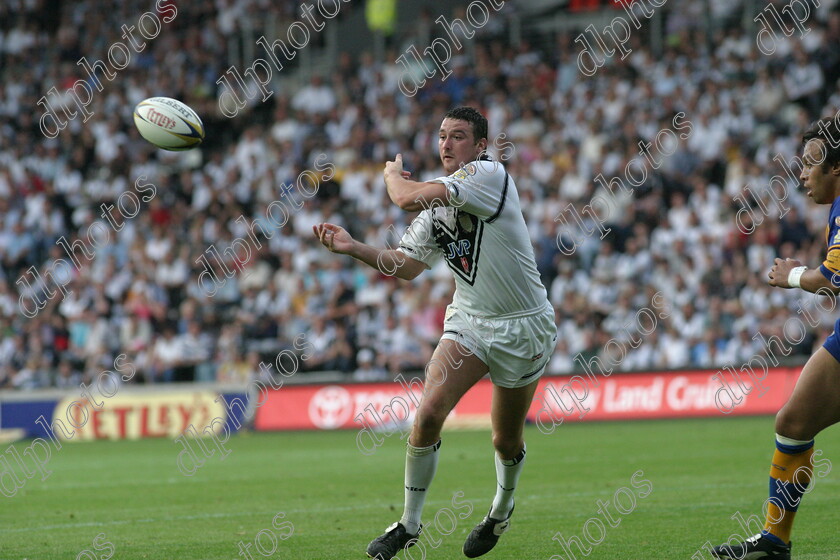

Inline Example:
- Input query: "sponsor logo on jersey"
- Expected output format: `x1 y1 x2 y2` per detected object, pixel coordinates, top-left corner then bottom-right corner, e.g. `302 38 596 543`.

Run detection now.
445 239 471 259
433 209 483 285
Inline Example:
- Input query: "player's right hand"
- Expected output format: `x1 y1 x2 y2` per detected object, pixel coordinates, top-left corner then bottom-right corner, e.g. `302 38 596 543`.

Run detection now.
768 257 802 288
313 223 354 254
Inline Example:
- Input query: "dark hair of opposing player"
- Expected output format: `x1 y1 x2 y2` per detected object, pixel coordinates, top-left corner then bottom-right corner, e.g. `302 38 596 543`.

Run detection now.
444 106 488 143
803 117 840 171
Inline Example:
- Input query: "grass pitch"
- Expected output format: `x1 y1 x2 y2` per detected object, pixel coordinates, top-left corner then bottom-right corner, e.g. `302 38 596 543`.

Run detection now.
2 416 839 560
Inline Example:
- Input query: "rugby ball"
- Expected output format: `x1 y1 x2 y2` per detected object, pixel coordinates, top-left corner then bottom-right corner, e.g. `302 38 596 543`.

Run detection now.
133 97 204 151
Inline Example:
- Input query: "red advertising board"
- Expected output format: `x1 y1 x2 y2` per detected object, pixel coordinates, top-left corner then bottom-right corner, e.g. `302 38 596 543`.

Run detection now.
254 367 803 432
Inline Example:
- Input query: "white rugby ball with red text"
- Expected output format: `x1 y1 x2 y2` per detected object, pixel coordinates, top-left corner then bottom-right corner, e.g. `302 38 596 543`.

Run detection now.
133 97 204 151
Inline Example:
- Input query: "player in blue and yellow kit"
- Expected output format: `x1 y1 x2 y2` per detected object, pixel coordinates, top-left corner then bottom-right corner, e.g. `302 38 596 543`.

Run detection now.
712 117 840 559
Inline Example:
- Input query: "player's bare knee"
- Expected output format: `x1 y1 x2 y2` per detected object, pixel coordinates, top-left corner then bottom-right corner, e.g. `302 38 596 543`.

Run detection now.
775 407 815 441
412 406 446 443
492 433 522 460
775 406 793 433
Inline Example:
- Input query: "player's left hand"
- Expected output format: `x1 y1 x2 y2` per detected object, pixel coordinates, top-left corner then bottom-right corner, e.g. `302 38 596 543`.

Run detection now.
768 257 802 288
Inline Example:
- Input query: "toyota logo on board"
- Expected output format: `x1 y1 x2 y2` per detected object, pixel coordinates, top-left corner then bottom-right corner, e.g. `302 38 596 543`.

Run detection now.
309 386 354 429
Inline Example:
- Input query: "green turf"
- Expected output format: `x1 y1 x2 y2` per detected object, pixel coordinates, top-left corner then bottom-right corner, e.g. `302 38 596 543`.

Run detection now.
2 416 839 559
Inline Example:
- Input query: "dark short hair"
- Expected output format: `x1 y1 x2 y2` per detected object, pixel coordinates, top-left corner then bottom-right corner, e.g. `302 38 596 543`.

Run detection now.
802 116 840 170
443 106 488 143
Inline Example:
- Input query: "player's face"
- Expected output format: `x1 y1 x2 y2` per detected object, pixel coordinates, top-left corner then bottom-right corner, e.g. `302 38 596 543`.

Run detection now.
800 139 837 204
439 118 487 174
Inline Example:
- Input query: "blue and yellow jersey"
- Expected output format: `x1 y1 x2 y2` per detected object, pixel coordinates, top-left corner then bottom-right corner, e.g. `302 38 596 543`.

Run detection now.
819 196 840 287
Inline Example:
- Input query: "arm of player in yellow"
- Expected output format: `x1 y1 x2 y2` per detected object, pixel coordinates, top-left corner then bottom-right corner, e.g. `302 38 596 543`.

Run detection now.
383 154 449 212
312 222 427 280
768 257 840 294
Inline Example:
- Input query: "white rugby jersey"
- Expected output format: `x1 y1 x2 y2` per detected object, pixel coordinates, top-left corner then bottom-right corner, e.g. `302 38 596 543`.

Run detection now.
398 159 549 317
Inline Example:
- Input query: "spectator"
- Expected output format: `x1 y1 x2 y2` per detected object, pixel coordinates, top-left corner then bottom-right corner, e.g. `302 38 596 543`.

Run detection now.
353 348 387 381
1 0 835 391
291 75 337 115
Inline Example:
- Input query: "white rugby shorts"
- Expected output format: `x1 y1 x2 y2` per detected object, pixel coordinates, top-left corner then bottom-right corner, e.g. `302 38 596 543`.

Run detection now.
440 303 557 388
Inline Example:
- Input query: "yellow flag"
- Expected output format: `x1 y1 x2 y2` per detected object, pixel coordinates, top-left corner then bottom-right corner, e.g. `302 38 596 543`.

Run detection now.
366 0 397 35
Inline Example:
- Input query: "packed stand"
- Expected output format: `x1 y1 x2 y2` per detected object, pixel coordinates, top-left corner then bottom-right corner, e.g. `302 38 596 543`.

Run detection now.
1 0 840 390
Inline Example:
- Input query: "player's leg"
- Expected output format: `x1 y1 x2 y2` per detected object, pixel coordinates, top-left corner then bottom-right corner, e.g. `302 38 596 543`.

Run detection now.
765 347 840 542
712 346 840 559
409 338 490 446
463 378 540 558
488 378 540 514
775 346 840 439
400 338 489 529
367 338 488 560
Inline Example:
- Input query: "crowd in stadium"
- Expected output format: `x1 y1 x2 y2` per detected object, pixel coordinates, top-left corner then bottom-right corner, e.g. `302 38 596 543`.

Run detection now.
1 0 840 389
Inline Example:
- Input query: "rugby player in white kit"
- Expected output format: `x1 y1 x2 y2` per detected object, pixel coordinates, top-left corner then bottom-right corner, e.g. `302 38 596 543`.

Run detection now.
313 107 557 559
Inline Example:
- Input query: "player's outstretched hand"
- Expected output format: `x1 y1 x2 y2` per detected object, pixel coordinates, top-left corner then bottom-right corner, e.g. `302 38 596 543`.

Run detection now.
384 153 406 180
313 223 354 255
768 257 802 288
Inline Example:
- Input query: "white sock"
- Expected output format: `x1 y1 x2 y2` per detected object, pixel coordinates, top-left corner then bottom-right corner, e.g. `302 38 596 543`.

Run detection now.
489 444 526 520
399 440 441 534
776 433 813 446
